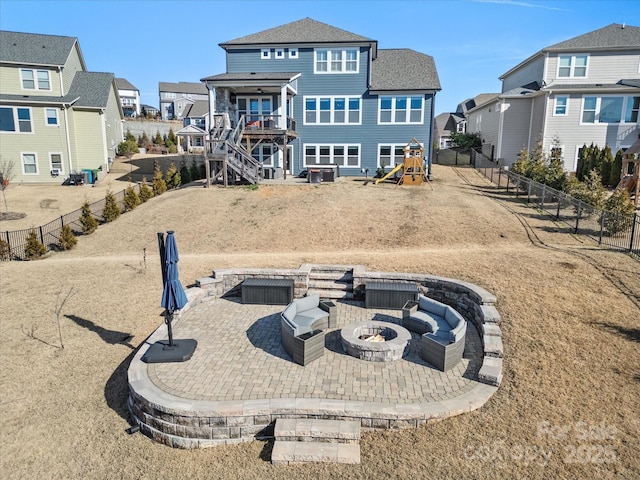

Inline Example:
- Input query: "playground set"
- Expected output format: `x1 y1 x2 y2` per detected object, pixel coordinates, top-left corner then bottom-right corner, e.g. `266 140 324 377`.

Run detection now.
375 138 428 187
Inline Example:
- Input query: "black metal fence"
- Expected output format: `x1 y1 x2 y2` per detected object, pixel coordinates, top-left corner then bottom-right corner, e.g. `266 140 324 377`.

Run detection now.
0 186 138 261
471 150 640 259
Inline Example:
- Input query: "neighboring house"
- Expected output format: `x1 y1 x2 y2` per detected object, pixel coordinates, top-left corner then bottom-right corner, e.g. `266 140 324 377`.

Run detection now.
434 112 466 149
116 77 140 117
466 23 640 170
158 81 208 120
176 100 209 152
200 17 441 179
140 103 159 118
0 30 124 184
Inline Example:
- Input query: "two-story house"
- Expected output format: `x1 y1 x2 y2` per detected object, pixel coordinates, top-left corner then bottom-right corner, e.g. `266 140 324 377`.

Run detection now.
200 17 440 180
116 77 140 117
0 30 124 184
466 23 640 170
158 81 208 120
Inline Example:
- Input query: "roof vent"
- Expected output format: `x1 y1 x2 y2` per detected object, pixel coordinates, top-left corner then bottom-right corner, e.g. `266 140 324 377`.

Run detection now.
622 23 625 29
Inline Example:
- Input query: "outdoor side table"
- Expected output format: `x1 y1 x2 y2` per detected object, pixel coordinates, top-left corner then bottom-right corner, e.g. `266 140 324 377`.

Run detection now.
241 278 294 305
365 281 419 310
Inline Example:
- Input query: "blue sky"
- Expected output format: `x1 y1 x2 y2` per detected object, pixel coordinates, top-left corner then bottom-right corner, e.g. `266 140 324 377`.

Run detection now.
1 0 638 114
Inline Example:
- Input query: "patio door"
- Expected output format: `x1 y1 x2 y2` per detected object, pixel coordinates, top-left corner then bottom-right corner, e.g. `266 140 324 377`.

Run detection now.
237 97 271 125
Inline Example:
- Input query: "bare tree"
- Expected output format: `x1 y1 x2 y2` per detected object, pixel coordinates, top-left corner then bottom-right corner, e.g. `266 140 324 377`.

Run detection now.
54 286 75 349
0 156 16 212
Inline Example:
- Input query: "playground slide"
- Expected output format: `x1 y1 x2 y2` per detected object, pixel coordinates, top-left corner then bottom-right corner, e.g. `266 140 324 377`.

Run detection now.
375 163 404 184
616 175 637 194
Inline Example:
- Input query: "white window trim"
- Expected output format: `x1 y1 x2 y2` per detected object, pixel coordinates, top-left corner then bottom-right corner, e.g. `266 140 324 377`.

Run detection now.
288 48 298 59
20 68 52 91
377 96 424 125
303 143 361 168
557 54 589 78
261 48 271 59
377 143 417 169
553 96 568 116
0 106 34 134
303 95 362 125
21 152 38 175
49 152 64 175
275 48 285 59
579 95 638 125
313 48 359 74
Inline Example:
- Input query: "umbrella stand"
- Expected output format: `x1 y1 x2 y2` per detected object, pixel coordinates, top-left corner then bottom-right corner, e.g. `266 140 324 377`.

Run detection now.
142 231 198 364
143 310 198 363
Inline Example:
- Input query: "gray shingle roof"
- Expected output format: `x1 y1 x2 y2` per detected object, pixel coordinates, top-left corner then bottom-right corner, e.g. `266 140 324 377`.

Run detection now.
543 82 640 91
158 81 208 95
65 72 115 108
369 49 441 91
183 100 209 117
221 18 373 46
116 77 137 91
0 30 77 66
545 23 640 51
201 72 300 82
0 93 68 105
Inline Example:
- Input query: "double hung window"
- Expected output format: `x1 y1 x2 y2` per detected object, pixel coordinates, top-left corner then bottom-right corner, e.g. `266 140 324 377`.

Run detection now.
379 96 423 124
314 48 359 73
304 96 361 124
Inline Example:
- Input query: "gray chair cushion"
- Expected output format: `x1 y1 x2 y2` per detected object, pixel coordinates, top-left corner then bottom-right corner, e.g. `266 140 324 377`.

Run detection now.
449 320 467 343
410 310 440 333
282 303 297 322
425 330 450 346
296 294 320 312
418 295 447 317
445 307 464 329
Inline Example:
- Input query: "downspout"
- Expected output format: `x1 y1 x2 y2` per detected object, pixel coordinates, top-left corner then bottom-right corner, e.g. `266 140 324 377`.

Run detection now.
527 95 535 151
100 110 109 172
497 99 505 162
427 93 434 179
62 105 74 174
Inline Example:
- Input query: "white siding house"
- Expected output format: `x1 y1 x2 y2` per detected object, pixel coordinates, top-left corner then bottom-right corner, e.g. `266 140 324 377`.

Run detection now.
467 23 640 170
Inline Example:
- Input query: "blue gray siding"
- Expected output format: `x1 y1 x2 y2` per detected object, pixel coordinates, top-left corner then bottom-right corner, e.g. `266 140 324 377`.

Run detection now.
227 46 435 175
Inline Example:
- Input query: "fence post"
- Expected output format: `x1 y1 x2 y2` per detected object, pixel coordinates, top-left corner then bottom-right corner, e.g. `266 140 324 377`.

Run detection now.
540 184 546 208
575 202 582 233
598 210 605 245
556 194 562 219
39 225 44 245
527 180 532 203
60 215 64 227
629 212 638 252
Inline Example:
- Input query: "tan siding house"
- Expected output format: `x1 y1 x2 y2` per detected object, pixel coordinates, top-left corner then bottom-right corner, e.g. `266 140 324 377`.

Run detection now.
0 30 123 184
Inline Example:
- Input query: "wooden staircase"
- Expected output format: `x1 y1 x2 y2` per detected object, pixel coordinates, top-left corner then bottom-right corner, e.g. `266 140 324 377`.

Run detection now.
307 265 355 300
208 114 263 185
271 418 361 465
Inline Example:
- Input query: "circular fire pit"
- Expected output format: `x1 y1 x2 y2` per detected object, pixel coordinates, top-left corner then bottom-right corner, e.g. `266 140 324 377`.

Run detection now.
340 321 411 362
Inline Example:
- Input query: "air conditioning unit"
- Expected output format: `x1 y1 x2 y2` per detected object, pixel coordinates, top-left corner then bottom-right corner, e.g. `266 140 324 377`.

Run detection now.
50 168 61 176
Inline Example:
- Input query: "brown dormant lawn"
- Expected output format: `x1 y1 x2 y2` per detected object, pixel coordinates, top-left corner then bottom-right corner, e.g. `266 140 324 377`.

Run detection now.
0 162 638 479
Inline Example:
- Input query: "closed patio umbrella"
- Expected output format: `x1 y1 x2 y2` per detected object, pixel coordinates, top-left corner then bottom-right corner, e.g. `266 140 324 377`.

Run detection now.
143 231 197 363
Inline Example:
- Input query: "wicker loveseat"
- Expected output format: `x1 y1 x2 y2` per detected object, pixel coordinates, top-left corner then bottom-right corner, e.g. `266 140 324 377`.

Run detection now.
280 295 334 366
402 295 467 371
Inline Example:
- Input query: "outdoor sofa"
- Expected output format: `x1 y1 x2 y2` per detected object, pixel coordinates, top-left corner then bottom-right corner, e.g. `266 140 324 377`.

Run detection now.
402 295 467 371
280 295 335 366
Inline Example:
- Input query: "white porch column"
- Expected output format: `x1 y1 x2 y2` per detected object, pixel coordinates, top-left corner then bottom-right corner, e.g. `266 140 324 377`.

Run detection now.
279 84 287 129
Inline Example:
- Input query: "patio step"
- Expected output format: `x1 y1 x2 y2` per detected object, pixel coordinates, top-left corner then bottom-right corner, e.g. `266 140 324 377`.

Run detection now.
271 441 360 465
307 289 354 300
272 418 361 465
308 279 352 291
309 271 354 281
274 418 360 443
